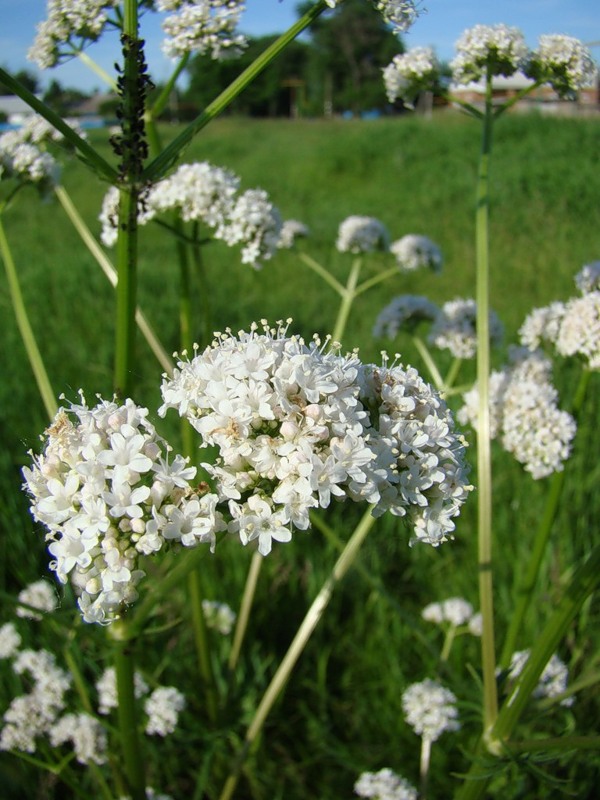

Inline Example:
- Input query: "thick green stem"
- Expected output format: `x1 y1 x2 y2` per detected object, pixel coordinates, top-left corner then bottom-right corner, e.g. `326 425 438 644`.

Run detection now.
143 1 329 182
54 186 173 375
475 70 498 737
218 507 376 800
332 256 362 344
455 544 600 800
500 369 590 667
0 213 57 419
110 621 145 800
228 550 263 672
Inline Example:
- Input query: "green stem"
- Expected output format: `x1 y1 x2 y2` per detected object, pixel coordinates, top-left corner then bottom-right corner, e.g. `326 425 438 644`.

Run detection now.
0 66 117 183
298 251 345 296
353 265 399 296
504 736 600 754
411 335 444 391
228 550 263 672
188 570 219 724
0 213 57 419
443 357 463 391
455 544 600 800
218 506 376 800
475 69 498 737
190 225 213 347
114 185 139 397
54 186 173 375
110 621 145 800
143 0 329 182
420 737 432 800
499 368 590 668
149 53 190 120
76 50 118 90
332 256 362 344
440 625 457 662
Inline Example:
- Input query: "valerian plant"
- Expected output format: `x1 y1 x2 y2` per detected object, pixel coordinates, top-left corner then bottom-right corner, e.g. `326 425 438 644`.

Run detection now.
1 3 599 799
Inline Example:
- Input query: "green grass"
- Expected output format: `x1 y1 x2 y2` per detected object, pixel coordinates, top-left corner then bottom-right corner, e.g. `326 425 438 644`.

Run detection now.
1 112 600 798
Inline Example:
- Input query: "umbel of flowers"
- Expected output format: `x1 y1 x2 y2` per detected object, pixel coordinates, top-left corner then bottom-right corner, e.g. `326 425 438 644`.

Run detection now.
24 322 472 623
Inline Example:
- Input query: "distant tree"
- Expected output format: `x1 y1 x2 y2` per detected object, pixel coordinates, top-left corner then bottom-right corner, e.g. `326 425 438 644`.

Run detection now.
185 36 310 117
0 68 39 95
43 79 88 114
298 0 404 115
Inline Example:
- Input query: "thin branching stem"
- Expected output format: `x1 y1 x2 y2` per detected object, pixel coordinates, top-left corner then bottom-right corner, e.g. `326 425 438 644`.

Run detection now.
332 256 362 344
228 551 263 673
298 250 346 296
0 213 57 419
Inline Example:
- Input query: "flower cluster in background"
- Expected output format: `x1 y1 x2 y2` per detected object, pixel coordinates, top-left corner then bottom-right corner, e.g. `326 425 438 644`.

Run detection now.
157 0 247 60
99 161 282 268
22 394 224 623
520 265 600 370
422 596 482 636
0 612 185 762
0 128 61 196
458 348 576 479
336 215 390 254
354 767 417 800
451 23 529 84
383 46 439 106
402 678 460 742
159 321 472 553
505 650 573 708
390 234 443 272
525 34 598 95
202 599 236 634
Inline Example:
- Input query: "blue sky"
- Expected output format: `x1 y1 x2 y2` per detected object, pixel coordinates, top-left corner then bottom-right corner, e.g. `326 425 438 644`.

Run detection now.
1 0 598 94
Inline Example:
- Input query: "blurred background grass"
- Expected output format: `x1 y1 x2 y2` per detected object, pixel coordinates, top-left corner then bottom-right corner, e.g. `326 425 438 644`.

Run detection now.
1 111 599 798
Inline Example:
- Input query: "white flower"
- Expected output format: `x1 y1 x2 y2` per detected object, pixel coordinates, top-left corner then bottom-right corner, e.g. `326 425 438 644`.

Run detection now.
0 623 21 659
422 597 474 627
374 1 419 35
278 219 309 249
159 321 471 553
451 24 529 85
50 712 107 764
383 48 439 105
158 0 247 61
458 349 576 479
217 188 283 268
519 302 566 350
144 686 186 736
17 580 58 620
28 1 120 69
202 599 236 634
555 292 600 369
354 767 417 800
23 394 223 624
506 650 574 707
402 678 460 741
336 216 390 254
526 35 597 95
373 295 439 340
428 298 503 360
0 134 60 194
390 235 443 272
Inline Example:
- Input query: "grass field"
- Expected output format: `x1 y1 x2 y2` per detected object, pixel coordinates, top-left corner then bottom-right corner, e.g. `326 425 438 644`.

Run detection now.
1 111 600 798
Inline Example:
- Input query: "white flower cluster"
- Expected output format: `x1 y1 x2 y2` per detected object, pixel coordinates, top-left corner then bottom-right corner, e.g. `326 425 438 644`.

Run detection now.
100 162 282 268
354 767 417 800
526 35 597 95
0 623 21 659
451 24 529 85
96 666 185 734
383 48 439 105
28 0 120 69
373 1 419 35
506 650 573 707
50 712 107 764
428 298 503 360
22 394 223 624
402 678 460 742
336 216 390 254
372 295 439 340
144 686 186 735
278 219 309 249
390 234 443 272
0 128 60 194
158 0 247 60
0 648 71 755
458 348 576 479
16 580 58 620
519 275 600 370
422 596 474 627
202 599 236 634
159 321 472 554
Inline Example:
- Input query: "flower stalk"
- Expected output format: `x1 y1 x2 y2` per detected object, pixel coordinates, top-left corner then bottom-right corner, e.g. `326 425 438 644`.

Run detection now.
332 256 363 344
